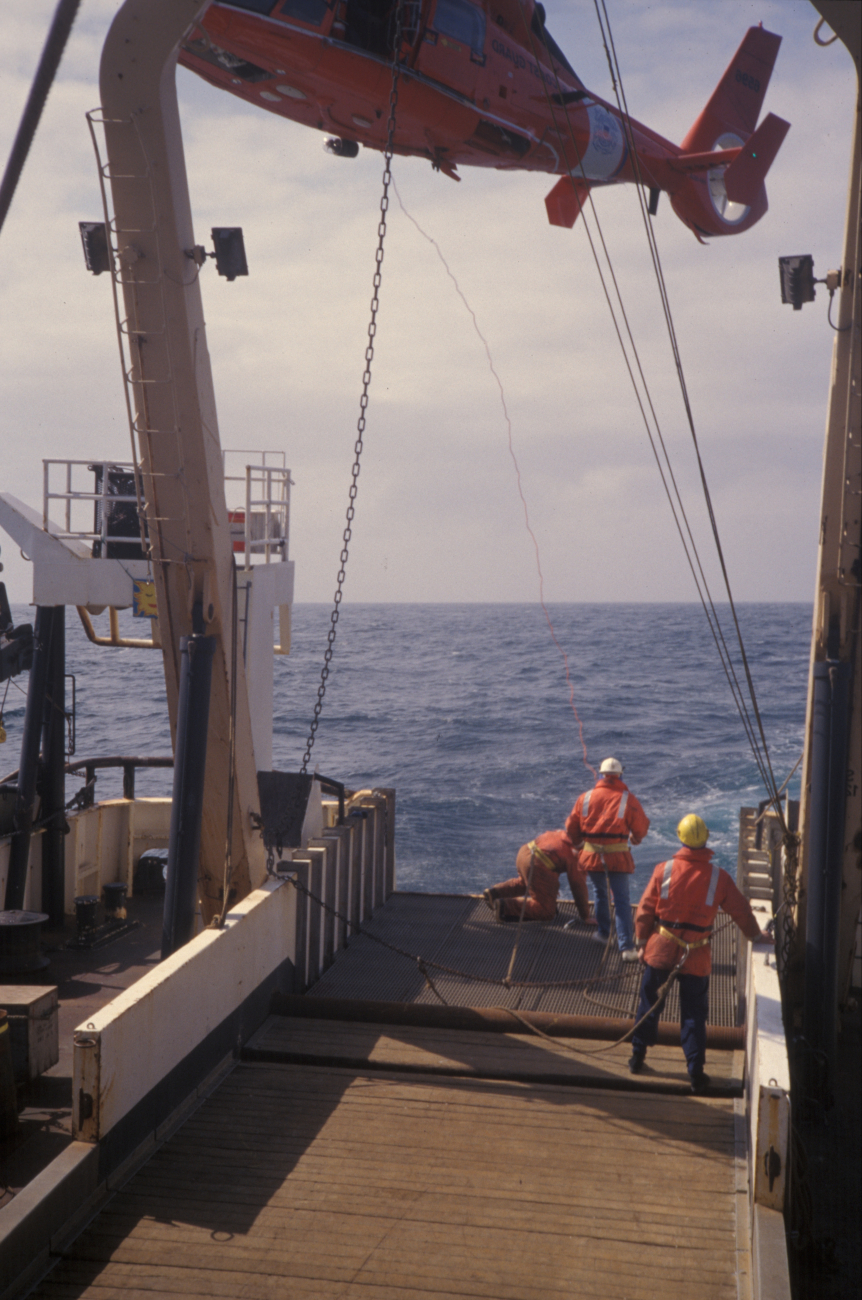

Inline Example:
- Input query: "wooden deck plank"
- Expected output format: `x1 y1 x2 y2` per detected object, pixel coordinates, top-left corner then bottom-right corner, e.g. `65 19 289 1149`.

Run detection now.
30 1060 745 1300
243 1016 743 1091
86 1205 736 1245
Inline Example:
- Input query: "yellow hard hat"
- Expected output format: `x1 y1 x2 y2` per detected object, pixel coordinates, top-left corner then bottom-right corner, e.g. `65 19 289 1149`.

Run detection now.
677 814 709 848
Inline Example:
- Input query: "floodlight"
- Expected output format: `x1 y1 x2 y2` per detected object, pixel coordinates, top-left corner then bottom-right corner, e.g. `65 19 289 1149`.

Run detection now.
79 221 111 275
778 255 815 311
211 227 248 281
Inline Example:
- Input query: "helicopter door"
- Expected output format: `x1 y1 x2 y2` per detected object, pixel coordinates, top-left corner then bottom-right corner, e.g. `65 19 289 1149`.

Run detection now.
417 0 485 103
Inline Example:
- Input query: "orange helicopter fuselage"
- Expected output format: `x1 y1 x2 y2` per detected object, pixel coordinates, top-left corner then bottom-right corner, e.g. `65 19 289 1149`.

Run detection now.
179 2 786 240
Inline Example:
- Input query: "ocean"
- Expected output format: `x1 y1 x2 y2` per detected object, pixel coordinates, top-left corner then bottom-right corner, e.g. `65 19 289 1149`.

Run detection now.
2 601 811 901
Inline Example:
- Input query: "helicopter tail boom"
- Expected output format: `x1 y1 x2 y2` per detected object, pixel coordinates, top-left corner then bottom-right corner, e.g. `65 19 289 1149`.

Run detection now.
680 25 782 155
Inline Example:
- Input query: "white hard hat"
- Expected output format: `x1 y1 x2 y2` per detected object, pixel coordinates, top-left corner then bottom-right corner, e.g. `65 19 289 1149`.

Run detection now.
599 757 624 776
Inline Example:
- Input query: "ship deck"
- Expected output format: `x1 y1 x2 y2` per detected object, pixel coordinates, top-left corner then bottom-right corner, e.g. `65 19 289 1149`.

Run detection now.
20 890 750 1299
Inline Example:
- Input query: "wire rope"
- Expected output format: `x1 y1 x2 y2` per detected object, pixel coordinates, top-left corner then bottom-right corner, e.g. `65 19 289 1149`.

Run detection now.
523 4 786 818
592 0 786 820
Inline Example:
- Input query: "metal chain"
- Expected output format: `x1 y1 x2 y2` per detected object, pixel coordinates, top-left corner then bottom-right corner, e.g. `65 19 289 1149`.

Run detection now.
301 4 406 773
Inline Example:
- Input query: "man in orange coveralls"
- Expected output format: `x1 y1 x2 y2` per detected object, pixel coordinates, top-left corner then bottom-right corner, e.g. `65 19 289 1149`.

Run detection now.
565 757 650 960
629 813 769 1093
483 830 592 923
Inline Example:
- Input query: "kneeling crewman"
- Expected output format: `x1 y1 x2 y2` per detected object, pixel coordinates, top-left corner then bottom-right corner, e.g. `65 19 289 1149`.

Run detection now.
629 813 769 1093
484 830 591 923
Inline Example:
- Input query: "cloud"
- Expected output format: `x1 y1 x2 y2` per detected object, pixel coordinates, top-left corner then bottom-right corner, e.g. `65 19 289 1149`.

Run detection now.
0 1 855 603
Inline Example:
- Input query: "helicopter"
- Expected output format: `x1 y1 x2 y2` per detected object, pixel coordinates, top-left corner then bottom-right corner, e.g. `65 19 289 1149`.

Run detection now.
180 1 789 241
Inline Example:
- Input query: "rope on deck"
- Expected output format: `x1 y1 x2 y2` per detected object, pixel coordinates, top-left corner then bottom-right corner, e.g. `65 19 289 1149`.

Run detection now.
279 870 711 995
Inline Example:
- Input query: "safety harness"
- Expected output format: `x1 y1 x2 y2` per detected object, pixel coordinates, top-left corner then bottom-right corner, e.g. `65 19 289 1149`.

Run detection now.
579 789 631 857
528 840 565 874
651 859 717 962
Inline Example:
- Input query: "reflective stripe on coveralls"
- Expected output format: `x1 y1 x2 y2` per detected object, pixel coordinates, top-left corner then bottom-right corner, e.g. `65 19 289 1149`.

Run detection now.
704 862 720 907
659 861 673 898
528 840 563 874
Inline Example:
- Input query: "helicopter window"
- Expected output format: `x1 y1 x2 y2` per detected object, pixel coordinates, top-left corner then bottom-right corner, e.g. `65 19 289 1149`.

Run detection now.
433 0 485 56
343 0 390 57
278 0 331 23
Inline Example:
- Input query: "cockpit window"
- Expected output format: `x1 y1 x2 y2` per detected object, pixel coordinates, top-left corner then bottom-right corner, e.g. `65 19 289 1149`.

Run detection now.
433 0 485 55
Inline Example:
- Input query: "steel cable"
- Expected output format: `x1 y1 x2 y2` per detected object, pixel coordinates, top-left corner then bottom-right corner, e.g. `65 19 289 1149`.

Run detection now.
523 5 786 818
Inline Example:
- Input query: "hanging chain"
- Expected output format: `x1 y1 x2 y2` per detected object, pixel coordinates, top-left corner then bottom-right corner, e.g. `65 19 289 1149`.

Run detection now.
301 3 406 773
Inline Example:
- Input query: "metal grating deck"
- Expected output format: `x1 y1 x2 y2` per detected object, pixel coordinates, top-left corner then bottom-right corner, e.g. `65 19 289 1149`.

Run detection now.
309 892 740 1028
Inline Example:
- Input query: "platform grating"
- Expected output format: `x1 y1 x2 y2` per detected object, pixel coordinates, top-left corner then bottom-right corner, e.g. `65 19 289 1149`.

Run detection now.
308 891 740 1028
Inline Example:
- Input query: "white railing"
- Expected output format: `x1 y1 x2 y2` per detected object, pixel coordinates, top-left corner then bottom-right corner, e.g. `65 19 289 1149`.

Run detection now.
43 459 143 556
42 455 292 568
223 449 292 569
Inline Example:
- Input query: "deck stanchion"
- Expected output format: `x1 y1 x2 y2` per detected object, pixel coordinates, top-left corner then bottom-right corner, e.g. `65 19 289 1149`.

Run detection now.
306 848 324 986
4 606 54 911
359 809 373 921
162 634 215 958
291 858 310 992
321 837 337 972
348 813 363 934
372 797 386 910
40 606 66 927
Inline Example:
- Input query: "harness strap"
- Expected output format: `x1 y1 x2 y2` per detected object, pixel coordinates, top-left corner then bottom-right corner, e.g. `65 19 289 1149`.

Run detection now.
584 840 629 854
657 923 711 951
528 841 564 874
656 916 710 933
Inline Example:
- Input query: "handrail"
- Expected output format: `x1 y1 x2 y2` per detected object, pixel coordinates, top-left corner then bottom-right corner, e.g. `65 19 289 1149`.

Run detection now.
1 754 173 800
77 605 159 649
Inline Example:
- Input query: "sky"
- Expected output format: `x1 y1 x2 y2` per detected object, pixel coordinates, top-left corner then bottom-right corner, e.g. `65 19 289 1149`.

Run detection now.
0 1 856 606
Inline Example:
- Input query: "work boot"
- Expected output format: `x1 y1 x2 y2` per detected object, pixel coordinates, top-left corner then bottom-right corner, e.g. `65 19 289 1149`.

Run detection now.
621 948 639 963
628 1052 645 1075
482 888 496 913
689 1071 711 1095
592 930 610 943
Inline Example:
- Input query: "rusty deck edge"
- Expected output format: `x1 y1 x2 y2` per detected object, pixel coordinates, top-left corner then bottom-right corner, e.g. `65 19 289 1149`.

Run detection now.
240 1045 743 1096
269 992 745 1049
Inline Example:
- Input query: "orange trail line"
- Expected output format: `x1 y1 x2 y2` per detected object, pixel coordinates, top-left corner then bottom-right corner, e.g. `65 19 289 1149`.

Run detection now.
393 182 596 781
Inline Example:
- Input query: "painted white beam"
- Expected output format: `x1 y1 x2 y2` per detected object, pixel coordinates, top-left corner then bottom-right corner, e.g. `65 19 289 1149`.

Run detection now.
73 878 296 1142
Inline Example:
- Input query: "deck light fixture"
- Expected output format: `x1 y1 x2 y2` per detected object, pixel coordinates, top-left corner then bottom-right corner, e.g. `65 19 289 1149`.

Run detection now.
778 254 816 310
210 226 248 280
79 221 111 275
